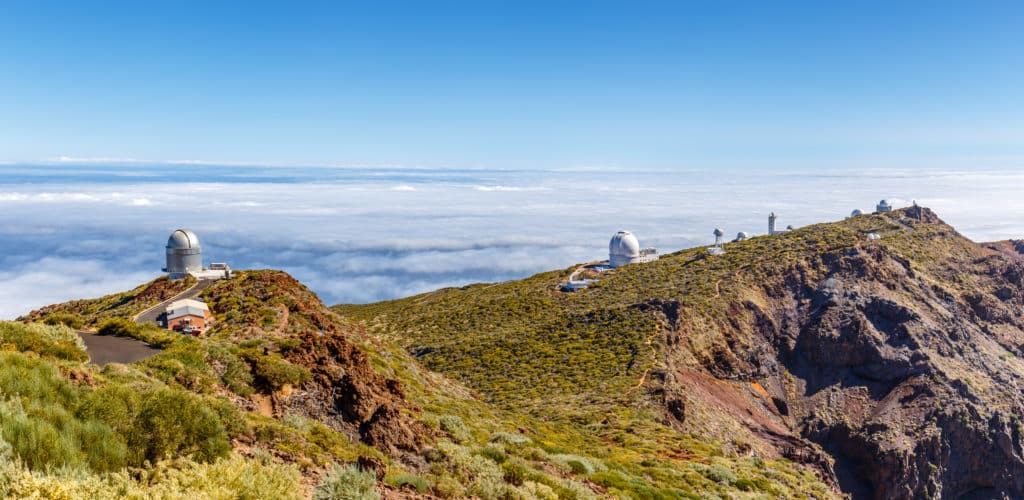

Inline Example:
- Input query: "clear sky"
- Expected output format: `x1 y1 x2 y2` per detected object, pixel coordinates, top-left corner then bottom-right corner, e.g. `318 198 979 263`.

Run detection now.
1 1 1022 170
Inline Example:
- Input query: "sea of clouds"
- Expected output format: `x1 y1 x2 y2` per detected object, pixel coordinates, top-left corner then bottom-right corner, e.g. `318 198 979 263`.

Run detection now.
1 164 1022 319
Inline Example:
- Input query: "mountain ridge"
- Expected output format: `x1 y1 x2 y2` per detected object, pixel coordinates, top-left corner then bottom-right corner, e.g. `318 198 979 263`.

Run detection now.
338 206 1024 499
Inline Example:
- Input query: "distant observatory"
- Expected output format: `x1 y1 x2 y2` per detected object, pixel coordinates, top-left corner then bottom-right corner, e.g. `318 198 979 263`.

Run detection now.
768 212 790 235
608 231 659 268
164 229 203 279
876 200 893 212
850 209 863 217
163 229 232 280
707 228 726 255
733 231 749 242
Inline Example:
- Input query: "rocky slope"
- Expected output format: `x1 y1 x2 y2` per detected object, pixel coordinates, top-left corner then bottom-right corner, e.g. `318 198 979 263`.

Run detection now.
28 269 832 498
659 206 1024 499
341 206 1024 499
26 271 427 462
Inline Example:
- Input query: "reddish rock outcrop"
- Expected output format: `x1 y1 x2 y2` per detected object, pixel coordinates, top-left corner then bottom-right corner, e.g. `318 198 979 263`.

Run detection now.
661 208 1024 499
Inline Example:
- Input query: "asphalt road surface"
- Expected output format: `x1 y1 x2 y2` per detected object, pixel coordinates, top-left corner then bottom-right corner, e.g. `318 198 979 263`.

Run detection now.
76 330 162 365
134 279 215 325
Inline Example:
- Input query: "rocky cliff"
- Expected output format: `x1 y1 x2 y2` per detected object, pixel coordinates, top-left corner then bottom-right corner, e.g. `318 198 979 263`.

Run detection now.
342 206 1024 499
653 206 1024 498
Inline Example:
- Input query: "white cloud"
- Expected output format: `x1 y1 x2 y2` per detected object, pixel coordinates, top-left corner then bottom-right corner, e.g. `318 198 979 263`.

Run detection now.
0 165 1023 319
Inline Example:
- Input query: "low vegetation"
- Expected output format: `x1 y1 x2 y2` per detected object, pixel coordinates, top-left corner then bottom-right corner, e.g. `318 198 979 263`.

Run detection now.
17 239 865 497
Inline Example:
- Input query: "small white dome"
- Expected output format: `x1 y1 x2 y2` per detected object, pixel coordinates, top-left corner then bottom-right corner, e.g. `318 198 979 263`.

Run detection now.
735 231 749 241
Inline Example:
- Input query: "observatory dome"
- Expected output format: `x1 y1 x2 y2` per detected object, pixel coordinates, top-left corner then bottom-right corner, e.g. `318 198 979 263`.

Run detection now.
609 231 641 268
734 231 749 242
851 209 863 217
165 229 203 278
167 229 200 250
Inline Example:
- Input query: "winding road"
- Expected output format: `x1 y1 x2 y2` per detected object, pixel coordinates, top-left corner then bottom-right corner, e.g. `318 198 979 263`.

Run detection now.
133 279 215 325
76 279 216 365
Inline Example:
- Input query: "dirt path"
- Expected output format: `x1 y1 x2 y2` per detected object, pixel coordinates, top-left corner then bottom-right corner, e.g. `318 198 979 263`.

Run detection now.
76 330 162 365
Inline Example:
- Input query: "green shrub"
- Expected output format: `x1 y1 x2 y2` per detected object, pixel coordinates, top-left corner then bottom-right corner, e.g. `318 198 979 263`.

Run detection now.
691 463 736 485
386 472 431 493
439 415 472 444
549 454 604 475
42 313 84 329
78 418 129 472
208 346 255 395
98 318 178 348
128 387 231 465
251 353 311 390
476 446 508 464
0 352 80 411
0 321 87 361
314 464 380 500
0 353 128 472
141 340 220 393
77 383 142 438
501 460 528 486
0 399 80 470
0 453 303 499
490 431 531 446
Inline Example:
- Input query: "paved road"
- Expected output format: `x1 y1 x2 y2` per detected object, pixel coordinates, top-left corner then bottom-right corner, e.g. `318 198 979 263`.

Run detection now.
76 330 162 365
134 279 216 325
71 279 219 365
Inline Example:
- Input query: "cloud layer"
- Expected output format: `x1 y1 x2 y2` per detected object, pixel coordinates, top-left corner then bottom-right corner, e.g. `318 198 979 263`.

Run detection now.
1 165 1022 319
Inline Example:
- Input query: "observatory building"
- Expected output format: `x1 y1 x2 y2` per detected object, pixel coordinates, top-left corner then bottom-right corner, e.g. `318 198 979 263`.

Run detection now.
162 229 232 280
609 231 659 268
707 228 725 255
876 200 893 212
768 212 790 235
850 209 864 217
164 229 203 279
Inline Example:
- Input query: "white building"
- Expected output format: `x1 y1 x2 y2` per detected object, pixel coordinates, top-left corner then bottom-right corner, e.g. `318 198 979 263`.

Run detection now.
163 229 232 280
609 231 659 268
768 212 790 235
876 200 893 212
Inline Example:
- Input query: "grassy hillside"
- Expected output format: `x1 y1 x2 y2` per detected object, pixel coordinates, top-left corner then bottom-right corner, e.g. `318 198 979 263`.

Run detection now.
21 264 836 498
335 209 900 414
338 205 1024 498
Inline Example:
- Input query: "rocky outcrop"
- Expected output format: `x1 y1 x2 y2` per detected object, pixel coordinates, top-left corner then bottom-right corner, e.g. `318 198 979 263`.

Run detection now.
204 271 429 457
662 208 1024 499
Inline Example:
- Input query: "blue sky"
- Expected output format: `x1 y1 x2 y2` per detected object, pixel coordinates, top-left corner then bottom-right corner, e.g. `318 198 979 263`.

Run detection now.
2 1 1022 169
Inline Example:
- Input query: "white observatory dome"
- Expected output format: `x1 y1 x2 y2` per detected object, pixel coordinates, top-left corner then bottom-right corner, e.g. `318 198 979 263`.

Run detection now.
734 231 749 242
167 229 200 250
851 209 863 217
609 231 641 268
165 229 203 278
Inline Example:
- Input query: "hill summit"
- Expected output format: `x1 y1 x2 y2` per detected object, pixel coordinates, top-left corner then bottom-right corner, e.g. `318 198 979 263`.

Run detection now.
340 206 1024 499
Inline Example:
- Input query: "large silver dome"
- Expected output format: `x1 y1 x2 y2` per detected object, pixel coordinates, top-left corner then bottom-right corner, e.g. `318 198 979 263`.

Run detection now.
609 231 641 268
165 228 202 278
167 229 200 250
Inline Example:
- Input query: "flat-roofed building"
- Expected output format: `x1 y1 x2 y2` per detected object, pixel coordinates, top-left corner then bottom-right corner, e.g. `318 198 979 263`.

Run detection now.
165 298 212 335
